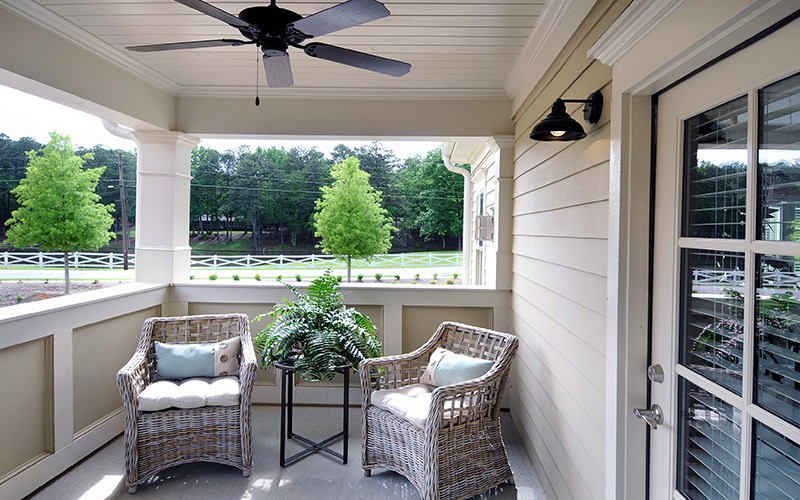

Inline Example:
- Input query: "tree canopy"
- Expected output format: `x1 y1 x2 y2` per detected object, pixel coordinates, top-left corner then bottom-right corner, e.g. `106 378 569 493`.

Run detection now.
4 132 114 292
1 134 464 254
397 147 465 248
313 156 394 281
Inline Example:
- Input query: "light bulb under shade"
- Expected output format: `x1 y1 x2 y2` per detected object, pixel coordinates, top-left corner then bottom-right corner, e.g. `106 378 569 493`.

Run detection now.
550 131 566 137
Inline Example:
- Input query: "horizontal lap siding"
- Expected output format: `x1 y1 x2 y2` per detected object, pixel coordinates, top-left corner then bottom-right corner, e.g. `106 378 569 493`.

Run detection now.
508 1 627 498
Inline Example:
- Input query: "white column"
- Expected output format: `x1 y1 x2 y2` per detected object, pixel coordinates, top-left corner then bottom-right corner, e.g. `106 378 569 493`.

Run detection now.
490 136 515 290
132 131 199 283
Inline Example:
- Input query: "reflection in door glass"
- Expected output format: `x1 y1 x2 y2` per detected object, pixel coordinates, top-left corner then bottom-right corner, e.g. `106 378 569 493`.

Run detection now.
678 379 741 500
681 249 744 394
683 96 748 239
759 72 800 241
755 254 800 427
752 421 800 498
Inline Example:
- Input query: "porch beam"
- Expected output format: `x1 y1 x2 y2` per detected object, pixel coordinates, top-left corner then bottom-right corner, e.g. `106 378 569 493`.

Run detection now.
176 97 513 139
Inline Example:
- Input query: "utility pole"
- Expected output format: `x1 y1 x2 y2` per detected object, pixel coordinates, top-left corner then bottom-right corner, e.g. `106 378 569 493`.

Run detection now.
118 152 130 270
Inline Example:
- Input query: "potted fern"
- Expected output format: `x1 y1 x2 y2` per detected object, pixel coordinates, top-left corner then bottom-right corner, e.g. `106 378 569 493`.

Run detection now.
253 269 382 381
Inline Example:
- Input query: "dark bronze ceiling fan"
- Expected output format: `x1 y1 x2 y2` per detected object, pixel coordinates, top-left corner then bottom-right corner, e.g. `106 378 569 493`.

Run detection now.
126 0 411 88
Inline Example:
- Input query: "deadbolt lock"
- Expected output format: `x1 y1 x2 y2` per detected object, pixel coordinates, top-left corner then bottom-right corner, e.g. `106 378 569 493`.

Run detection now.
647 364 664 384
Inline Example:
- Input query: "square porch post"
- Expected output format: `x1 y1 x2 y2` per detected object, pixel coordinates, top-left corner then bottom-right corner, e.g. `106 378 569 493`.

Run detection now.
132 131 199 283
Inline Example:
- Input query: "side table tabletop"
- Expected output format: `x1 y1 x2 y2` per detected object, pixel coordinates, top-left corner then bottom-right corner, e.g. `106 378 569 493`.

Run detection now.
274 362 350 467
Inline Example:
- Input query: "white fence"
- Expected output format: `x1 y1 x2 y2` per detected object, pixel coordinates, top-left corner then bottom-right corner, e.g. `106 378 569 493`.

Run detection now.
692 269 800 288
1 251 462 270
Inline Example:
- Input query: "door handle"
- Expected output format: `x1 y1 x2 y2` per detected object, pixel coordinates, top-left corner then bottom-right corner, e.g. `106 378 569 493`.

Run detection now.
633 404 663 430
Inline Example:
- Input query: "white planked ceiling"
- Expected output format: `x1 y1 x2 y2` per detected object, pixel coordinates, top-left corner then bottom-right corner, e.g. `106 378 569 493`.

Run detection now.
7 0 547 99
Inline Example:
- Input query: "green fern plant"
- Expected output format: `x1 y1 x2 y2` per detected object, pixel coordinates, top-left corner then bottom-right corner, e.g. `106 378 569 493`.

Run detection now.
253 269 382 381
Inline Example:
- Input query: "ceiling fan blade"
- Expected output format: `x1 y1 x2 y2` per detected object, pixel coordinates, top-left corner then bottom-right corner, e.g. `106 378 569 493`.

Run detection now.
173 0 252 29
127 39 252 52
263 52 294 88
289 0 390 39
304 43 411 77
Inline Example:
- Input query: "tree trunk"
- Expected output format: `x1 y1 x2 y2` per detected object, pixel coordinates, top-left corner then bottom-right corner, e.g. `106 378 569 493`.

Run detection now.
251 217 260 249
63 251 71 294
346 255 352 282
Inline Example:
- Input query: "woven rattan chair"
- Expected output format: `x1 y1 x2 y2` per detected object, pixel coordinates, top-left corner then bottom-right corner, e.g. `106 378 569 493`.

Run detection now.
116 314 256 493
360 321 519 500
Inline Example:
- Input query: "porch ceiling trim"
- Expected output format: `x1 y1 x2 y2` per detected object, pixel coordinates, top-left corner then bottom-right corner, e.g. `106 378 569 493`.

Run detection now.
0 0 179 94
505 0 595 114
176 86 510 101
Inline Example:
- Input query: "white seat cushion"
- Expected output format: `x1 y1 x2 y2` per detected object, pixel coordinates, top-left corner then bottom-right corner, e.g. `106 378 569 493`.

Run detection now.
371 383 433 428
138 376 240 412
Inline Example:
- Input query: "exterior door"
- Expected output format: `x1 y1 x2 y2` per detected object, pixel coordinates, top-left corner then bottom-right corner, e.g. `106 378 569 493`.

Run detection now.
650 21 800 499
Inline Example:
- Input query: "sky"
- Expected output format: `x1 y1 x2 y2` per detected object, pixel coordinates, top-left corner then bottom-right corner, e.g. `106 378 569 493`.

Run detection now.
0 84 441 159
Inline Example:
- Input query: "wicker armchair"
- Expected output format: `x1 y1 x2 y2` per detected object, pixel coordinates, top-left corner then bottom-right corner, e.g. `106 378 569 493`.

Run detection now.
360 321 519 500
116 314 257 493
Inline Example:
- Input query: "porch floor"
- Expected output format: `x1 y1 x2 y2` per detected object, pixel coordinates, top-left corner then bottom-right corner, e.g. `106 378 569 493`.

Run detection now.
27 405 547 500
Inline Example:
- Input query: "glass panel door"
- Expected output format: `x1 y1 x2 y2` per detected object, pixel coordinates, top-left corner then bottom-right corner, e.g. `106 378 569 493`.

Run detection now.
652 34 800 498
676 95 749 500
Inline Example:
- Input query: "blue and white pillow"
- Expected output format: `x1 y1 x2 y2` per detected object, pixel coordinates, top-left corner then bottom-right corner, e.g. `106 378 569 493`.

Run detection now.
419 347 494 387
155 337 240 380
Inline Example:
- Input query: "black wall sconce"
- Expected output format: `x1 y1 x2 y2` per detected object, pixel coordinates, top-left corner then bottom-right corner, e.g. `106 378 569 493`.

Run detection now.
529 90 604 141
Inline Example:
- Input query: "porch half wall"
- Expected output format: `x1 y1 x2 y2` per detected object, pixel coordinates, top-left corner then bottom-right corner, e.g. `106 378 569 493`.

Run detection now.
0 283 510 499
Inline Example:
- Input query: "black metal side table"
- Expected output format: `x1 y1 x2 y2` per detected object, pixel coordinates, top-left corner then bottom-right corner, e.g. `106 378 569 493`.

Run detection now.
274 362 350 467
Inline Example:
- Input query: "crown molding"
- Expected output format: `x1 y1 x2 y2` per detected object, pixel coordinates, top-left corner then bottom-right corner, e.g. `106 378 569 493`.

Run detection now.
176 86 510 101
588 0 686 66
489 135 516 150
504 0 595 113
0 0 180 95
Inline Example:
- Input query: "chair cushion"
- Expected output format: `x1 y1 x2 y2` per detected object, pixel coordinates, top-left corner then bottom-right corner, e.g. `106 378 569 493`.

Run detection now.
371 383 471 428
138 376 240 412
419 347 494 386
155 337 241 380
371 383 433 428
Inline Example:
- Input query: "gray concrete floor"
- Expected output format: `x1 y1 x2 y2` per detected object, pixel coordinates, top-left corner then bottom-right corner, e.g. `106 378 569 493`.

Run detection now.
27 406 547 500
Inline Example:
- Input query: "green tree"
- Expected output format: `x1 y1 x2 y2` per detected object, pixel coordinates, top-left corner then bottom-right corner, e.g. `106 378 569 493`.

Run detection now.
223 146 284 249
0 134 43 235
397 148 464 248
313 156 394 281
190 146 225 237
4 132 114 293
80 145 136 241
278 146 331 246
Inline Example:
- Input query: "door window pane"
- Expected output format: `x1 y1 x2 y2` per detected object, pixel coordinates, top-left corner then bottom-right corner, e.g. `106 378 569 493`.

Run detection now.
758 72 800 241
755 254 800 426
752 421 800 499
683 96 749 239
678 379 741 500
681 249 745 394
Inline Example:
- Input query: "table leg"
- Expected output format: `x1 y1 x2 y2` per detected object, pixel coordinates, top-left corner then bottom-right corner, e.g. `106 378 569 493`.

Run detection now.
343 368 349 464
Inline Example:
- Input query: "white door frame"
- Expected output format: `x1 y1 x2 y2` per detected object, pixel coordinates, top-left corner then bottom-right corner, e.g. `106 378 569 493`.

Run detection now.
591 1 800 498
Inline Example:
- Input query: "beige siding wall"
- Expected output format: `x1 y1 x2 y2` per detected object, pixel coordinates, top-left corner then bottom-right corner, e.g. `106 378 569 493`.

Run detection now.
508 2 627 499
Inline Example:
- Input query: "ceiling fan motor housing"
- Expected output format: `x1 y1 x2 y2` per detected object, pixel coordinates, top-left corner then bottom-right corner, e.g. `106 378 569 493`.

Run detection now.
238 5 303 41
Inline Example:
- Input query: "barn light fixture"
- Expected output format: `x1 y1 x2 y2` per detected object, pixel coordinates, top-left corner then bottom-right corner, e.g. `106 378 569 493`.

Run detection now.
529 90 603 141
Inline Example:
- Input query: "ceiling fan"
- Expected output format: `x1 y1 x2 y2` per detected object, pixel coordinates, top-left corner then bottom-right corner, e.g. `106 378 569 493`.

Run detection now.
126 0 411 88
